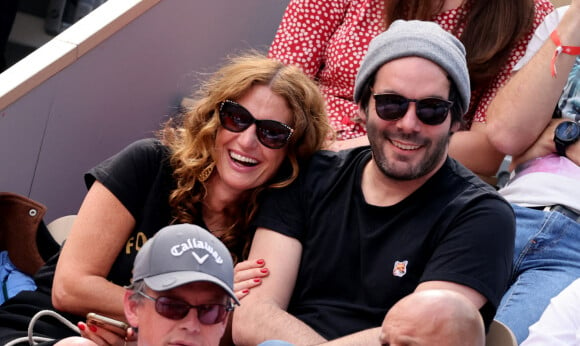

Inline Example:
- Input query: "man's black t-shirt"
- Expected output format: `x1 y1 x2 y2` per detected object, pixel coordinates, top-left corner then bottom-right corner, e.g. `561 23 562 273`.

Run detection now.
255 147 515 340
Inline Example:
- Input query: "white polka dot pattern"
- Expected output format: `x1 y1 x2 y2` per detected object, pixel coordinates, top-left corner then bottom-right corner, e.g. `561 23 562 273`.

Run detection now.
269 0 554 140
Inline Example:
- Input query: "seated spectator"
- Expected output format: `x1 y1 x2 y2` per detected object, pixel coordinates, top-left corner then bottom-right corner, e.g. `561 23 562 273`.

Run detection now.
269 0 553 179
0 53 331 345
232 20 515 345
520 278 580 345
56 223 238 346
486 2 580 343
379 290 485 346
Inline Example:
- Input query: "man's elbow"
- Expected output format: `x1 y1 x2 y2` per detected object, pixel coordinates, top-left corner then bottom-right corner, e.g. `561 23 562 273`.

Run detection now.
232 307 256 346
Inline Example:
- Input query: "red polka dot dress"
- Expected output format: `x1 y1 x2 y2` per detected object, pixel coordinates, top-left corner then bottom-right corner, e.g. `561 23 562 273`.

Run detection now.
269 0 554 140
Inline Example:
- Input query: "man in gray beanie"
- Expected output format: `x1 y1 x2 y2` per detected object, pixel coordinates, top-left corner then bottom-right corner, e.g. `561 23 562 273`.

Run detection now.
234 20 514 345
353 19 470 120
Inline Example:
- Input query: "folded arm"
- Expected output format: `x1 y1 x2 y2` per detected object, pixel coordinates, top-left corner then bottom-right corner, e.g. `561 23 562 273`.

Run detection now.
487 4 580 156
449 123 506 178
320 281 486 346
511 118 580 169
52 181 136 321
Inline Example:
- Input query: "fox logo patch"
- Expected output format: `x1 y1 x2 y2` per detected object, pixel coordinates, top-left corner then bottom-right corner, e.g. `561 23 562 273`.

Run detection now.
392 260 408 277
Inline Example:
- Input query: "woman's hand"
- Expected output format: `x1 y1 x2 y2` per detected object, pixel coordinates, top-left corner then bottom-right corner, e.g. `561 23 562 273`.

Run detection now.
75 322 137 346
233 259 270 300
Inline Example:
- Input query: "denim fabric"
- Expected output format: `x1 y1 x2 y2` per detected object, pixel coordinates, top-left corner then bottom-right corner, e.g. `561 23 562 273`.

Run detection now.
0 251 37 304
258 340 295 346
495 204 580 344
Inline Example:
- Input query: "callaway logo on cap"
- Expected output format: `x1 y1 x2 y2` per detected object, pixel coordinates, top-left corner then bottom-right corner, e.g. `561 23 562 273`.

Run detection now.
132 224 240 305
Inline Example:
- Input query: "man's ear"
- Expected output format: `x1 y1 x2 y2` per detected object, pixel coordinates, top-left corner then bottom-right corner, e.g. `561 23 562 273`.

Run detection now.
358 107 368 125
450 120 461 133
124 290 139 328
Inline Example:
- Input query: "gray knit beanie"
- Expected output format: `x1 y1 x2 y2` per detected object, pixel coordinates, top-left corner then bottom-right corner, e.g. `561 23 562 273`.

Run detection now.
354 19 470 114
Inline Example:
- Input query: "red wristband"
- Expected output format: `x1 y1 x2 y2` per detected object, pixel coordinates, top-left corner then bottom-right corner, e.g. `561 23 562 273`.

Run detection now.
550 29 580 78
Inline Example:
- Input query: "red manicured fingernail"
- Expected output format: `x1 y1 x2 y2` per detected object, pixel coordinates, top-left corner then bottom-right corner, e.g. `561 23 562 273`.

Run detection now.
256 259 265 265
89 325 97 332
242 289 250 294
260 268 269 273
78 323 85 331
253 278 261 283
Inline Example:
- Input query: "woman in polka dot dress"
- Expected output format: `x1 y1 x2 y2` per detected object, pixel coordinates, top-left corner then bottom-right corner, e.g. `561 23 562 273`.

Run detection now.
269 0 554 177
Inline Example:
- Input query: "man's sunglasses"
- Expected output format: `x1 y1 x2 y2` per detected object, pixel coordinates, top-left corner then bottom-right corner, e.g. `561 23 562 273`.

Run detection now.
373 93 454 125
219 100 294 149
138 291 234 325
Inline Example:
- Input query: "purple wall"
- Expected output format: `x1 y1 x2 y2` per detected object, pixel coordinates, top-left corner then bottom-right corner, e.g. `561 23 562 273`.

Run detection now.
0 0 288 221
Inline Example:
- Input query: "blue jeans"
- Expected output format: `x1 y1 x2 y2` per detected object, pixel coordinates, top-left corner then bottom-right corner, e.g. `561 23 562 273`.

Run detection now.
495 204 580 344
258 341 295 346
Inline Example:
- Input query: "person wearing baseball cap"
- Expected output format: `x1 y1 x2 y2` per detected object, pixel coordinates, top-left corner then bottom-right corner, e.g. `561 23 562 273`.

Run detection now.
58 224 238 346
234 20 514 345
124 223 239 346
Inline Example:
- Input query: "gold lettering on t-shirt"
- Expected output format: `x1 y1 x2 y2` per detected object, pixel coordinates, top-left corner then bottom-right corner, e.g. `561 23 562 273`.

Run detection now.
125 232 148 254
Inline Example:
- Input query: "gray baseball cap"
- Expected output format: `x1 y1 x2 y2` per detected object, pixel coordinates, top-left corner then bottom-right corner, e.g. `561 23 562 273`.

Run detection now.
354 19 470 115
132 224 240 305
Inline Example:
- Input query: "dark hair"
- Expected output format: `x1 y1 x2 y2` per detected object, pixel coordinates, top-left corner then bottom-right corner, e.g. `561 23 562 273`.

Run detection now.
384 0 535 121
127 280 147 302
448 81 464 128
358 74 376 115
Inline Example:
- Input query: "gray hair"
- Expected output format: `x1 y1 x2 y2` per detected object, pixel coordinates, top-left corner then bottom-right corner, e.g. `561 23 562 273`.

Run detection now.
126 280 147 302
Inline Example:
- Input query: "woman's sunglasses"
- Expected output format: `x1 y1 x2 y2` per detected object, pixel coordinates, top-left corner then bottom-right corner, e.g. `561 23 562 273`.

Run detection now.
373 93 454 125
219 100 294 149
138 291 234 325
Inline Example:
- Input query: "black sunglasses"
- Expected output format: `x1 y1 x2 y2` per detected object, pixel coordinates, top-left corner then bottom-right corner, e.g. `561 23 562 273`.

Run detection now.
219 100 294 149
138 291 234 325
373 93 453 125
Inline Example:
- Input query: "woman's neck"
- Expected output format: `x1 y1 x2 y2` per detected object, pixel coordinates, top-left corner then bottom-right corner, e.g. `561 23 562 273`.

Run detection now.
201 176 245 236
441 0 465 11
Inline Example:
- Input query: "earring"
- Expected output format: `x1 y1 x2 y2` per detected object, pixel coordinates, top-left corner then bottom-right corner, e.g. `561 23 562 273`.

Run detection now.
198 162 215 182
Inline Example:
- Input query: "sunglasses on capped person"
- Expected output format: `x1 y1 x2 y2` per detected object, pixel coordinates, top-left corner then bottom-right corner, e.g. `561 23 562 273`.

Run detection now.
138 291 234 325
373 93 454 126
219 100 294 149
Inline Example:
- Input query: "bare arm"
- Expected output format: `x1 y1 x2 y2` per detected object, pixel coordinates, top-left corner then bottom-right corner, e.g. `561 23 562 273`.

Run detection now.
319 281 486 346
52 181 135 321
487 3 580 156
448 123 506 177
510 118 580 168
318 328 382 346
510 119 560 168
414 281 486 308
232 229 326 345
